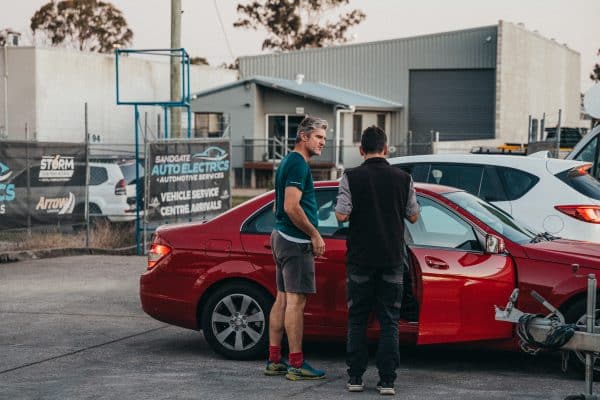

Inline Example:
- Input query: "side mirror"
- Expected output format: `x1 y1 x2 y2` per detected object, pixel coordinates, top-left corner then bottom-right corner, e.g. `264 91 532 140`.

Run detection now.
485 234 506 254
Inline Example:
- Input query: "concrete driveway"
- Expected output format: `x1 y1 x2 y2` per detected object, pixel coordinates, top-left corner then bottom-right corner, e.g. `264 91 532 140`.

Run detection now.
0 255 597 399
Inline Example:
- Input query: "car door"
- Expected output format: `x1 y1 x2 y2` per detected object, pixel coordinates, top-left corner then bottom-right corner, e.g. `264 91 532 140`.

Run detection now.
239 187 348 329
407 194 515 345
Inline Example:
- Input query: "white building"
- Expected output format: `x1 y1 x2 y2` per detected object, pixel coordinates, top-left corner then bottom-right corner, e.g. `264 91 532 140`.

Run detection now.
0 46 238 146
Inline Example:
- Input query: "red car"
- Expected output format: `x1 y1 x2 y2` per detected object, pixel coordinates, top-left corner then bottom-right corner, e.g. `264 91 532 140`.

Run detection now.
140 181 600 367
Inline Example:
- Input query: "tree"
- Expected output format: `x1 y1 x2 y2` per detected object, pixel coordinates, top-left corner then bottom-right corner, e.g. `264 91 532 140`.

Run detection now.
190 56 209 66
30 0 133 53
592 48 600 82
234 0 365 51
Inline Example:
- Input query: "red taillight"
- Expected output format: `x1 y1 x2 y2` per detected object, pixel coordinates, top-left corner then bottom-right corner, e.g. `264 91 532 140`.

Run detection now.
115 179 126 195
555 205 600 224
569 163 593 177
147 243 171 270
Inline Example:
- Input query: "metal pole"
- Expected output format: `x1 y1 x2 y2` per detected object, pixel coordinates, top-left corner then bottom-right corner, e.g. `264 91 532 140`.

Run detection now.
528 115 532 143
25 122 31 236
3 44 8 138
541 112 546 141
84 103 90 247
585 274 597 396
134 105 141 255
556 109 562 158
170 0 182 138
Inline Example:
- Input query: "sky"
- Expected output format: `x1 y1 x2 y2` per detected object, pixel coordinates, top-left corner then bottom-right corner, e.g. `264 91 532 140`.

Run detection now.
1 0 599 93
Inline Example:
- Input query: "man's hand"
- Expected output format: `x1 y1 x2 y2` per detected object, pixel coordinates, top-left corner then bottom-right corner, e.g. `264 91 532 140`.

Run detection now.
311 233 326 257
335 212 349 222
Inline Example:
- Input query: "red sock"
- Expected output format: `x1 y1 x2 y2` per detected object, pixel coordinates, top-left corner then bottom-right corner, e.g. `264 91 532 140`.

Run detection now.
289 352 303 368
269 346 281 363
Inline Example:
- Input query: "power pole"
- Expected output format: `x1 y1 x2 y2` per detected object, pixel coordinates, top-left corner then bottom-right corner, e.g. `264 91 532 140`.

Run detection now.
170 0 182 138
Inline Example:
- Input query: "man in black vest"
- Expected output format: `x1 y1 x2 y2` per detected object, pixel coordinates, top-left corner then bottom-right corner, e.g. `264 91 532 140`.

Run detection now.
335 126 419 395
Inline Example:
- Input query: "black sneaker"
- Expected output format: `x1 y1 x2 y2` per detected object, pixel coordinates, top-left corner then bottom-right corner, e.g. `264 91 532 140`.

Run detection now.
376 381 395 395
347 376 364 392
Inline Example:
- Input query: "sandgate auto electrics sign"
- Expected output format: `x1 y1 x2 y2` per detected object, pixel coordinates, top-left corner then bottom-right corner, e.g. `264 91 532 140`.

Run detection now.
146 139 231 222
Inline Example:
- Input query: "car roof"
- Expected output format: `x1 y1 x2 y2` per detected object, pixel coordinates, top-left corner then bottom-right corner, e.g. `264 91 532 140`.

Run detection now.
566 124 600 160
315 180 460 195
388 153 586 174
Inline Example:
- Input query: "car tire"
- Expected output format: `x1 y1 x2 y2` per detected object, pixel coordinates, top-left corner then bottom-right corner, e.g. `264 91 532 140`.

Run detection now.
564 298 600 379
201 282 272 360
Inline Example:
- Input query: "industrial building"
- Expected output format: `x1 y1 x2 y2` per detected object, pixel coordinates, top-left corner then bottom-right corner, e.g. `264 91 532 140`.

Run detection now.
191 20 581 187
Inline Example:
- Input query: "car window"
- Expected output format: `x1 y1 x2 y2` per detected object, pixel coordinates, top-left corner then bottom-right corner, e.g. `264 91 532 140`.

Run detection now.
574 137 598 163
394 163 430 182
90 166 108 185
479 166 507 202
444 191 537 244
555 168 600 201
242 188 348 237
407 195 482 251
427 164 483 196
496 167 539 200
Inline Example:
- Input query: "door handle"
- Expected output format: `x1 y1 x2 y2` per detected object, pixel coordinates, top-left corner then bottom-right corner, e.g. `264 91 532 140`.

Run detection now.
425 256 449 270
263 240 272 249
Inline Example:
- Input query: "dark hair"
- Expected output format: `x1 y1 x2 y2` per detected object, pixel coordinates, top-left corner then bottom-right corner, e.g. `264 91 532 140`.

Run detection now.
295 116 328 143
361 125 387 154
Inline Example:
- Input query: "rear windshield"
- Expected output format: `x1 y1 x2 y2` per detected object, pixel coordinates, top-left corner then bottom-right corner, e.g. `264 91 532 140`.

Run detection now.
119 162 144 185
555 170 600 200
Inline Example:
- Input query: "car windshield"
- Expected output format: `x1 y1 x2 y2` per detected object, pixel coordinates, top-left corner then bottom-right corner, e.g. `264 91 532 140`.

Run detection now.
443 191 538 244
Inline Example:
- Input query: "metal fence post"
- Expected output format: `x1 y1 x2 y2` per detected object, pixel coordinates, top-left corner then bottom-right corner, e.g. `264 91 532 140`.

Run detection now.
84 102 90 248
25 122 31 237
556 109 562 158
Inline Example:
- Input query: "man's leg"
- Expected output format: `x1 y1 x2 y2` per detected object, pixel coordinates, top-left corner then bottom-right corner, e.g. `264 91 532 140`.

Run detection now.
284 292 306 354
269 290 286 347
346 263 375 380
374 265 403 391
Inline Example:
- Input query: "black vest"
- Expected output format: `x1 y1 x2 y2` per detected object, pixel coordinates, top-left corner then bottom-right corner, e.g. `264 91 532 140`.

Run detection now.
345 157 411 267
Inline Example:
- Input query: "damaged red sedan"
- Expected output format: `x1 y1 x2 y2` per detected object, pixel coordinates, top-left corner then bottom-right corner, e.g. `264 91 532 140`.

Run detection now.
140 182 600 365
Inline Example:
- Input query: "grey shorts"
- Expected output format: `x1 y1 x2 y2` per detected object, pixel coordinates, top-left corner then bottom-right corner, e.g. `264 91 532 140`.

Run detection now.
271 230 316 294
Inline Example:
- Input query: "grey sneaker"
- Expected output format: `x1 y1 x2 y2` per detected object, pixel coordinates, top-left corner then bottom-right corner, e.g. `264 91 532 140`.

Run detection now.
377 380 395 395
347 376 364 392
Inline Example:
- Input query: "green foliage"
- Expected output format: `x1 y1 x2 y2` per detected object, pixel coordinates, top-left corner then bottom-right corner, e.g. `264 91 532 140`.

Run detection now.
234 0 365 51
30 0 133 53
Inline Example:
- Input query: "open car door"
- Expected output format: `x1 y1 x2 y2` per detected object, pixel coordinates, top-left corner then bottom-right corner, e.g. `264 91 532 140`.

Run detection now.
407 195 515 345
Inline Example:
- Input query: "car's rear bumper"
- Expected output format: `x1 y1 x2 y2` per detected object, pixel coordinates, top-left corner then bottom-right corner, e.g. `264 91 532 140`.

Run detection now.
140 284 198 329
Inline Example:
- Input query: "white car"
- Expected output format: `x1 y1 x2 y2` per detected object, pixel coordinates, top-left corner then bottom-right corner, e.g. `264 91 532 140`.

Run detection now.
86 161 136 223
388 154 600 242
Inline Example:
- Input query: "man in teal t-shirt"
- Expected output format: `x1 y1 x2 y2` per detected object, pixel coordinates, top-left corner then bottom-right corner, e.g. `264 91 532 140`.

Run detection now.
264 116 328 381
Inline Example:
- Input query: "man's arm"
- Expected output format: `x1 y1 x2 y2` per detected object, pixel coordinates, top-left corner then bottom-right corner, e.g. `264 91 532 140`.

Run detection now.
284 186 325 257
335 173 351 222
406 177 419 224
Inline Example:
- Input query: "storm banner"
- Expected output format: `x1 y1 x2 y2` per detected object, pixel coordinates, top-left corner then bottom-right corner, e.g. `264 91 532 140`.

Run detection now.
0 141 87 229
146 139 231 222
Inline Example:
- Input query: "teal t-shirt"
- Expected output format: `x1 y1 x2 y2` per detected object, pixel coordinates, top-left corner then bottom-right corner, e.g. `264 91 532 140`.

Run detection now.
274 152 318 240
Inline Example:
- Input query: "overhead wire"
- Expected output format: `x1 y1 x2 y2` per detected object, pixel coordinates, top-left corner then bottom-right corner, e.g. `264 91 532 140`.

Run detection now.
213 0 236 63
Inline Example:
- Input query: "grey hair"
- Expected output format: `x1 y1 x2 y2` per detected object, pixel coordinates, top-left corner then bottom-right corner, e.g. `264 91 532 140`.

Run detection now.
296 116 328 143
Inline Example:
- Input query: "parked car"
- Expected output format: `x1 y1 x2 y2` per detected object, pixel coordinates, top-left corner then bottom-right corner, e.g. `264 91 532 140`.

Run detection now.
388 154 600 242
566 124 600 180
8 160 135 225
116 159 145 214
140 181 600 374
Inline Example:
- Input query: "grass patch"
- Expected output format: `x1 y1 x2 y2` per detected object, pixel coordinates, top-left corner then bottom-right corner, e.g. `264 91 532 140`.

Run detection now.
1 222 136 251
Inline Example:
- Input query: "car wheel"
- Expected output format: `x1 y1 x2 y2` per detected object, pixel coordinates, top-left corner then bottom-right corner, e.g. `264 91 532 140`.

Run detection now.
201 282 272 360
564 298 600 378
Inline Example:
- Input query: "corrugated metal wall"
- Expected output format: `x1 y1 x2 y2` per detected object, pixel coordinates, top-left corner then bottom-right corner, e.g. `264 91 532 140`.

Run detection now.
239 26 498 145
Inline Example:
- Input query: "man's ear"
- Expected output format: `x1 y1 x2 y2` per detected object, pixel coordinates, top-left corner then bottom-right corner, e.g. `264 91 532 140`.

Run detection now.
359 146 366 156
383 144 389 156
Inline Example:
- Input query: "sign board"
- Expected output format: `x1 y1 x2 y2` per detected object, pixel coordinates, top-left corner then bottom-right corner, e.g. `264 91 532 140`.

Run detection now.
0 141 86 229
146 139 231 222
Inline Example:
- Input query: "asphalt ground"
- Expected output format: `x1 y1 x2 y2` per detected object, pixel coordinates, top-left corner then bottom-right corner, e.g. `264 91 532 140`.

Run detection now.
0 255 598 400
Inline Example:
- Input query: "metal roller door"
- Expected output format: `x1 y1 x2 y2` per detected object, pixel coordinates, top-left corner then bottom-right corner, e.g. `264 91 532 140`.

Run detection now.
409 69 495 142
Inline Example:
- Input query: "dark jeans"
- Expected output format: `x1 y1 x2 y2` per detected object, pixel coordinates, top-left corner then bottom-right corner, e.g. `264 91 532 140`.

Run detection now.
346 262 403 382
